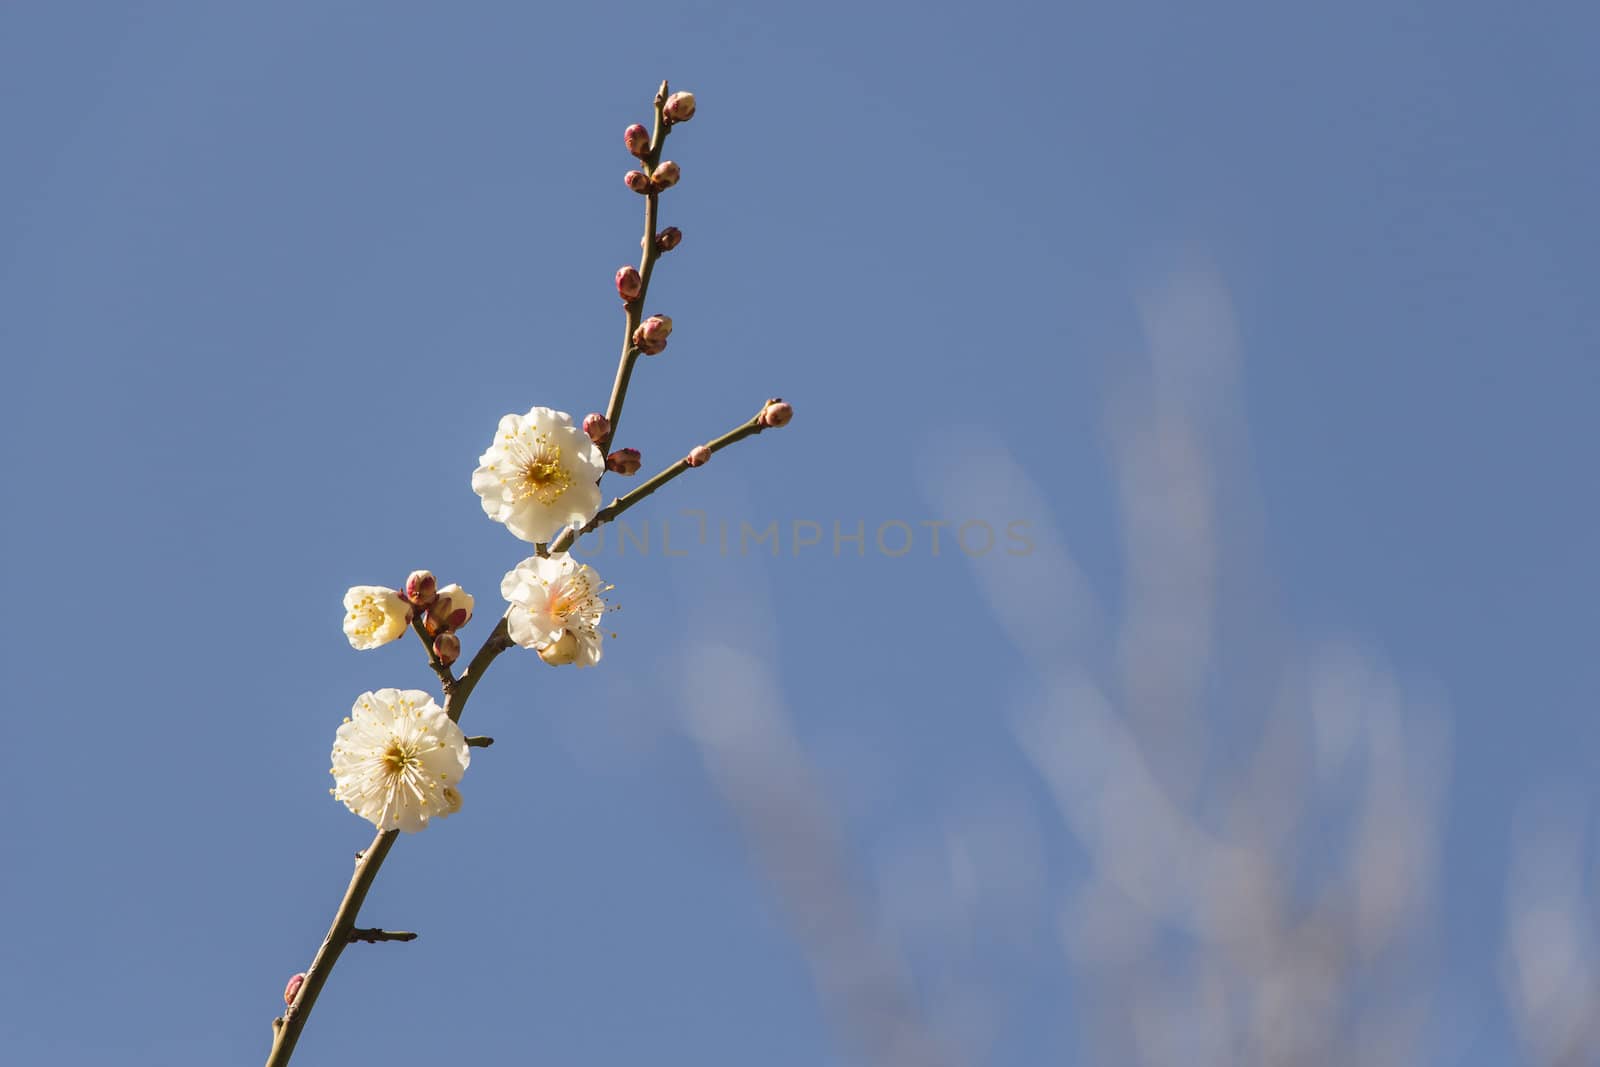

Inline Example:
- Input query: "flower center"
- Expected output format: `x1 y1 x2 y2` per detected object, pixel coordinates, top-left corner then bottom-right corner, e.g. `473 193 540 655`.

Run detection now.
512 434 572 505
349 599 384 637
382 739 421 780
548 574 594 622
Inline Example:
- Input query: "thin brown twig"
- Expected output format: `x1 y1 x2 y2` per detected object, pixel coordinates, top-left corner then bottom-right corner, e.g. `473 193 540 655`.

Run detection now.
410 615 457 696
551 409 774 555
266 830 397 1066
347 928 418 944
599 78 673 458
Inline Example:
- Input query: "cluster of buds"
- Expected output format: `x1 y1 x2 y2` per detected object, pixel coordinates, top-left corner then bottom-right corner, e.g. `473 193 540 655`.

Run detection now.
622 156 683 197
760 398 793 429
606 447 642 476
406 570 474 667
633 314 672 355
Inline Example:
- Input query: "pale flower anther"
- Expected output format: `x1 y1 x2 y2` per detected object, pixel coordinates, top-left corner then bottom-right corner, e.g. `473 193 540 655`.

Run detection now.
342 586 412 650
330 689 470 833
502 554 611 668
472 407 605 545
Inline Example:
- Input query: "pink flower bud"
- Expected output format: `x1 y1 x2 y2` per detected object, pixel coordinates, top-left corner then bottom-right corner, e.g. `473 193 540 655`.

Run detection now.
537 630 581 667
404 570 437 608
284 973 306 1007
433 631 461 668
760 399 793 428
614 265 642 301
685 445 711 467
663 91 696 123
633 314 672 354
655 226 682 252
624 170 651 194
427 584 474 633
582 412 611 444
624 123 650 158
650 160 680 191
606 448 642 475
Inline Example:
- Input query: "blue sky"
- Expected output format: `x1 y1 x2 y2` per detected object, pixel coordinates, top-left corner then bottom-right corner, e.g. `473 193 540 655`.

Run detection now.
2 2 1596 1064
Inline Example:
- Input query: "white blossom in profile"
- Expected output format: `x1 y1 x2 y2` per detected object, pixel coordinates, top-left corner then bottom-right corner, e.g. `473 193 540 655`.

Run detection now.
502 554 610 667
330 689 470 832
342 586 412 650
471 407 604 544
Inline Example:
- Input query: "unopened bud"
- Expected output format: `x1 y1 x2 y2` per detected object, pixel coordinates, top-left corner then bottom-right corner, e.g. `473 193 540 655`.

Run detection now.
685 445 711 467
285 973 306 1008
428 584 474 632
663 91 696 123
614 265 642 301
655 226 682 252
537 630 581 666
623 170 651 194
624 123 650 158
606 448 642 475
650 160 680 191
404 570 437 608
432 631 461 668
760 399 793 428
633 314 672 355
582 413 611 444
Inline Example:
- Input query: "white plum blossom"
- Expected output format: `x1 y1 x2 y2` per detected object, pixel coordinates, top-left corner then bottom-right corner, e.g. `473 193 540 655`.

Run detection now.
343 586 413 650
330 689 470 832
502 554 610 667
472 407 605 544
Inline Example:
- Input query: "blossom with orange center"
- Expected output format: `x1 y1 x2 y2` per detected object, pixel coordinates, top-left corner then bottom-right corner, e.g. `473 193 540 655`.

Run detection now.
501 554 610 668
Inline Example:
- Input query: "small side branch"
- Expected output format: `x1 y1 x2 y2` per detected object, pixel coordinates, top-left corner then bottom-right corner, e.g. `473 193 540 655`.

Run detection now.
348 928 418 944
550 408 776 555
465 736 495 748
600 79 674 457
